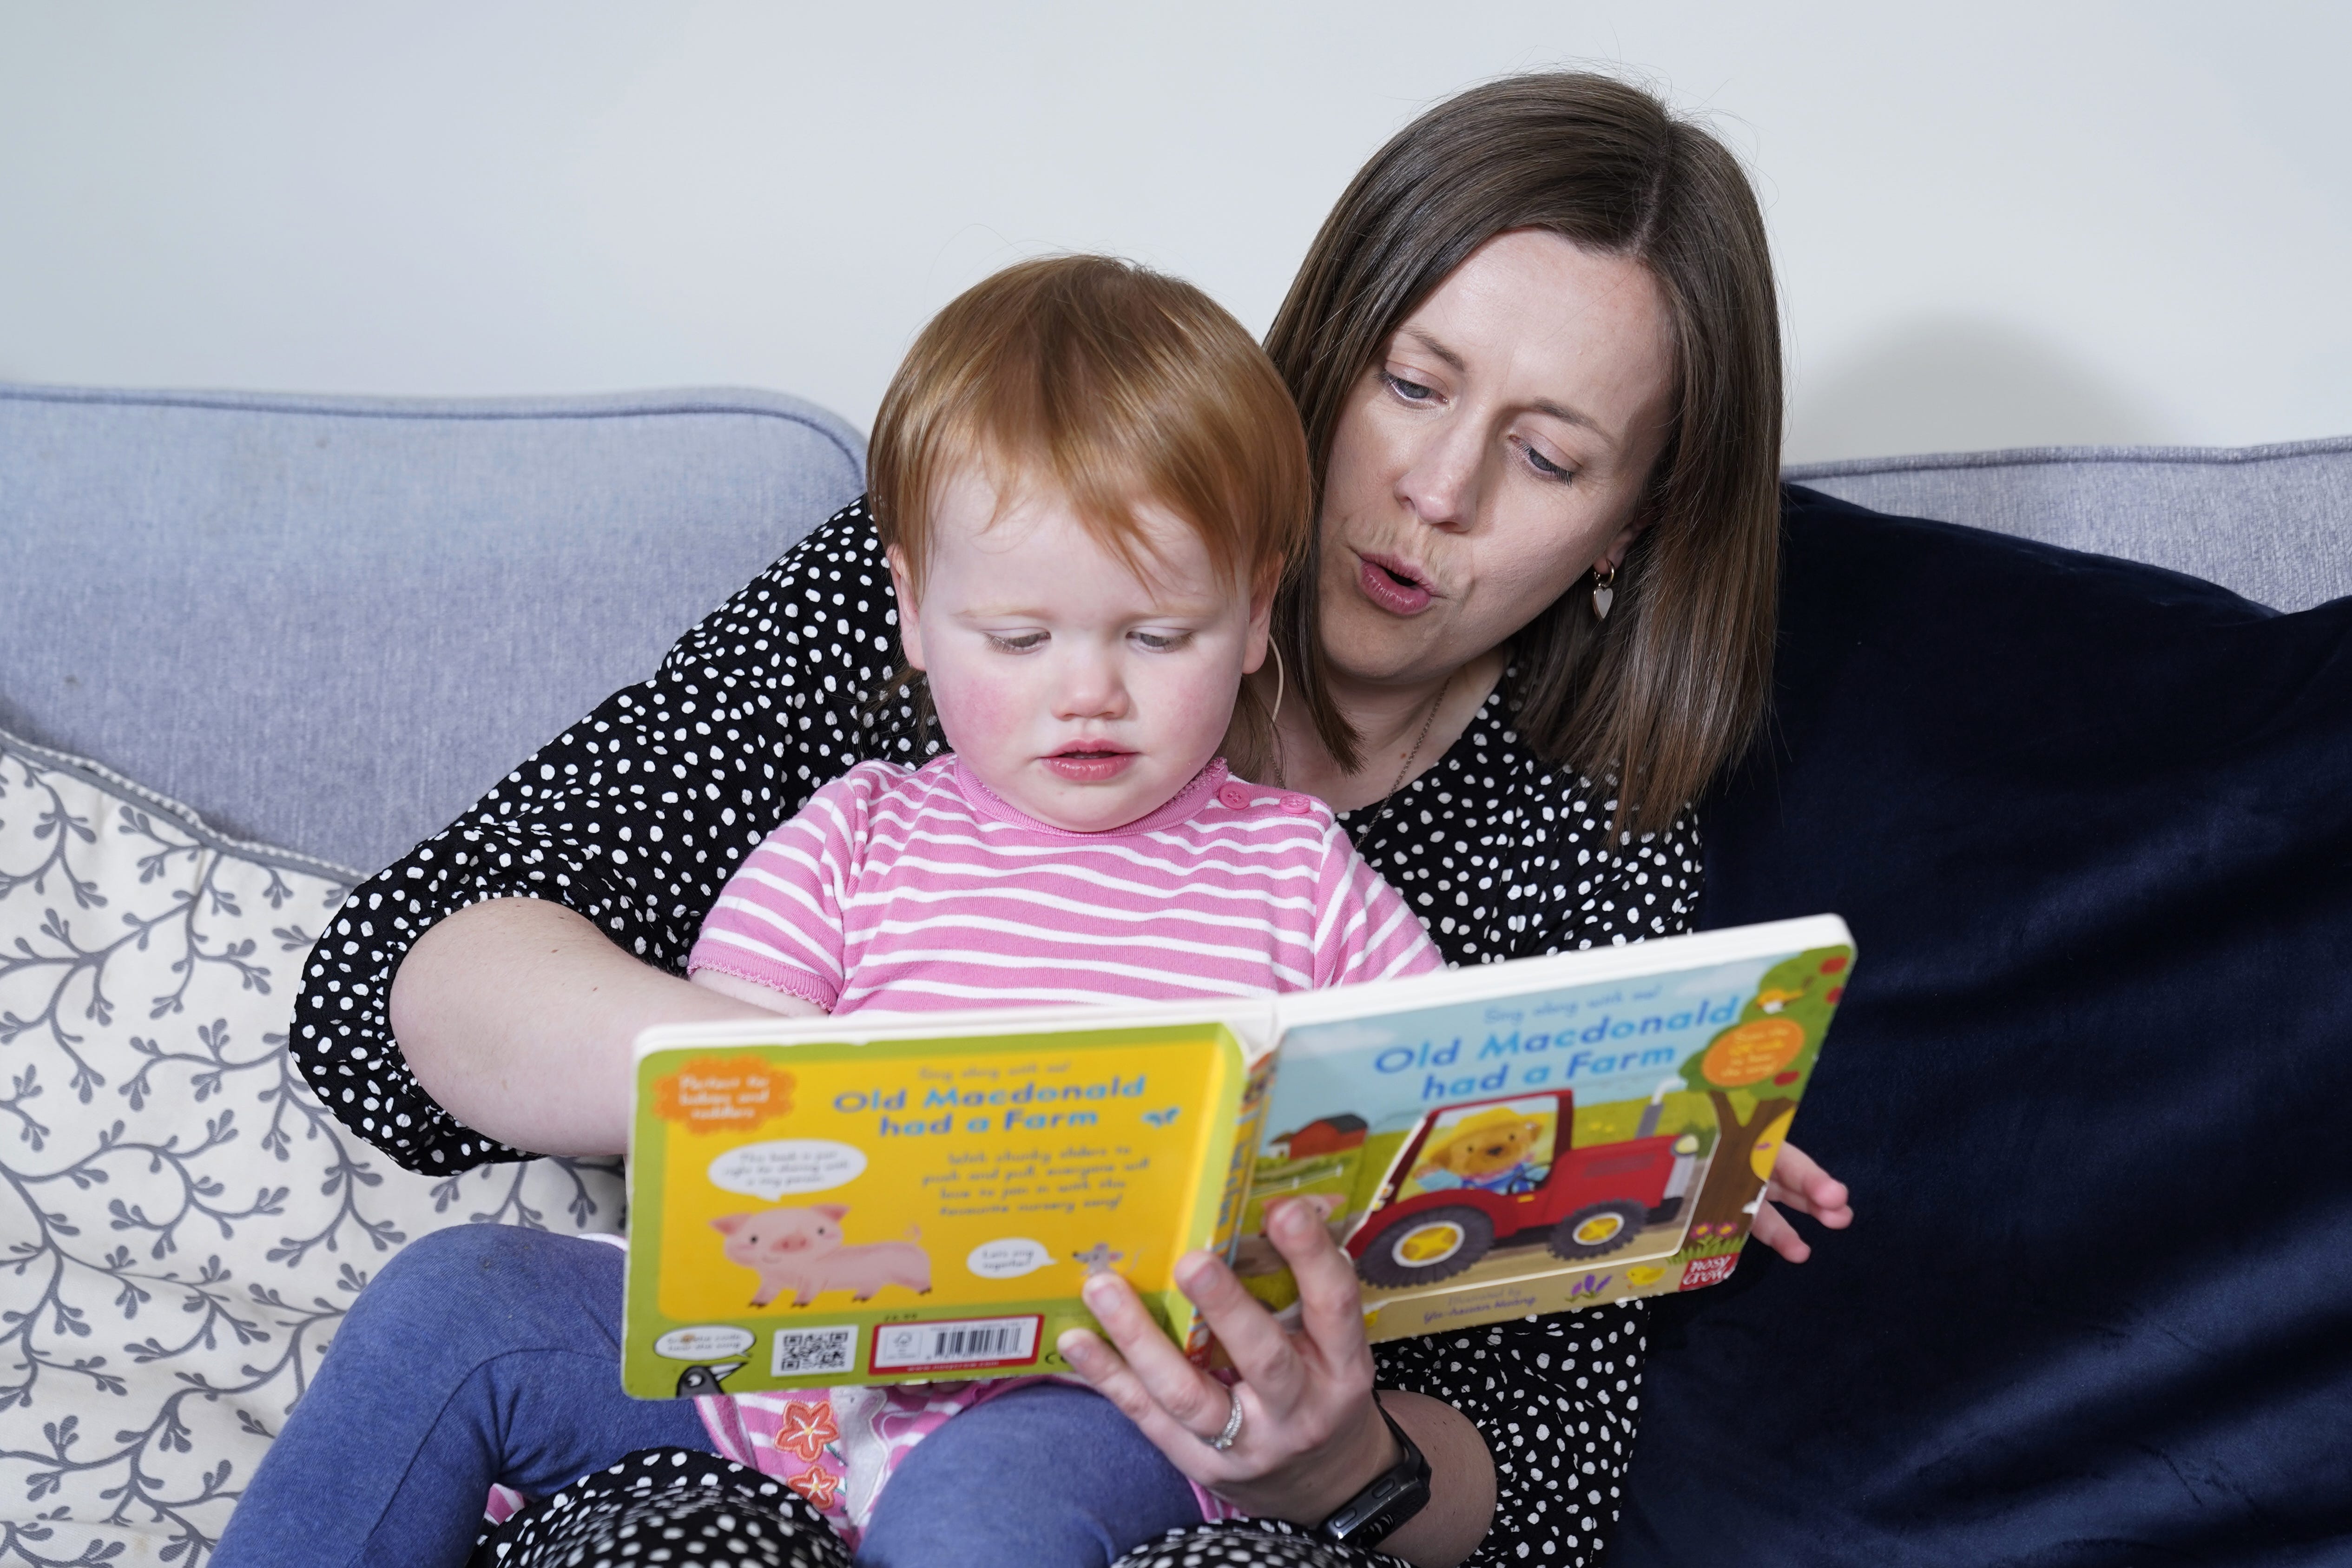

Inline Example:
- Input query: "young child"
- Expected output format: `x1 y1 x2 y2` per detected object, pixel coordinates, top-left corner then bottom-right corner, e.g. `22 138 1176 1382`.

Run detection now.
679 256 1442 1560
215 256 1440 1568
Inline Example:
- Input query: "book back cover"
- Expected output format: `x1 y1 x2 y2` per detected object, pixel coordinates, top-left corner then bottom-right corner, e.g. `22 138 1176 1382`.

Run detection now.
623 1020 1251 1397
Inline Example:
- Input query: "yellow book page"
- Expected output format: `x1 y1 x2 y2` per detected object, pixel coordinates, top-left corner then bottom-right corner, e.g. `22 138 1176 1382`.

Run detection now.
626 1022 1243 1392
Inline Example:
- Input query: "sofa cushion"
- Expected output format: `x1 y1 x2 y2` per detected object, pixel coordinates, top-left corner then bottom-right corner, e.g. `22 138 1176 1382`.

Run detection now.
0 384 864 875
1619 488 2352 1565
1787 435 2352 613
0 727 624 1564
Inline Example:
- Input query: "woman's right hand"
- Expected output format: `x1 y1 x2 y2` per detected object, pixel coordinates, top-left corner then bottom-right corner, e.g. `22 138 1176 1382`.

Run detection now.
392 897 797 1158
1058 1196 1497 1567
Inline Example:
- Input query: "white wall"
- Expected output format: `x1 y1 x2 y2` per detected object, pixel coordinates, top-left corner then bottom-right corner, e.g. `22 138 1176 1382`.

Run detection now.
1 0 2345 462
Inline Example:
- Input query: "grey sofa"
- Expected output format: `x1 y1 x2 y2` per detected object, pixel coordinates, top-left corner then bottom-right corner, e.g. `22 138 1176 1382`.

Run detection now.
2 380 2346 1565
0 385 864 1565
8 384 2347 873
1 385 867 876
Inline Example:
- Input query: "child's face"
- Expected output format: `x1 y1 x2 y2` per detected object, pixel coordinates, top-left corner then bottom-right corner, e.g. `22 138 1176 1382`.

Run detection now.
891 467 1271 833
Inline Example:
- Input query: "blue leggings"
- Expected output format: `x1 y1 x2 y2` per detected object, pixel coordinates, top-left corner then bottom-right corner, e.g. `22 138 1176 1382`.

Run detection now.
212 1225 1200 1568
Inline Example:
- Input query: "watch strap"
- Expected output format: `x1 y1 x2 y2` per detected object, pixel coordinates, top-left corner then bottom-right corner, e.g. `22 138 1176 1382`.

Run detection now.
1315 1393 1434 1547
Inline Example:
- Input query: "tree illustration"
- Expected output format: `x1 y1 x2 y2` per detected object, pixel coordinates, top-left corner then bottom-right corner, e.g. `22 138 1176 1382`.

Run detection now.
1680 946 1850 1242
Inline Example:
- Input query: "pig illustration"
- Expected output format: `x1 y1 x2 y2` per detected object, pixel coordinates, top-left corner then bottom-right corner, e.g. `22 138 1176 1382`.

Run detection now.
710 1203 932 1308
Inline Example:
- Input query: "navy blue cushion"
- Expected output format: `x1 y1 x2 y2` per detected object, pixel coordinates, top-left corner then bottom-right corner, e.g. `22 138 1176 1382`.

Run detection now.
1618 486 2352 1566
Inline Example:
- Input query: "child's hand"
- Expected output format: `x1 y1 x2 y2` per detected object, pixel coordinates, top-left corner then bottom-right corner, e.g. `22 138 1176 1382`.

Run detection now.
1750 1141 1853 1263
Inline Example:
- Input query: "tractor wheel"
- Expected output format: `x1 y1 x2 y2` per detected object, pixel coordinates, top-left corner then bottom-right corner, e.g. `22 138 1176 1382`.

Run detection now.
1548 1201 1647 1261
1356 1206 1495 1288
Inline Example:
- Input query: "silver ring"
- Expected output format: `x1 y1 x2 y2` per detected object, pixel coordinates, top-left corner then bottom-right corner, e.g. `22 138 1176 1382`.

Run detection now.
1206 1388 1245 1451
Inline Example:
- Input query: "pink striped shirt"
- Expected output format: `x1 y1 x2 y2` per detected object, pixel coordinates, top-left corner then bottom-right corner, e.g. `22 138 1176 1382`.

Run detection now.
681 756 1436 1541
687 755 1440 1012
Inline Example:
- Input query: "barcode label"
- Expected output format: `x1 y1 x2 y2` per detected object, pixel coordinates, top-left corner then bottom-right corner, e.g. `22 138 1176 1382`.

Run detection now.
869 1315 1042 1374
770 1325 858 1377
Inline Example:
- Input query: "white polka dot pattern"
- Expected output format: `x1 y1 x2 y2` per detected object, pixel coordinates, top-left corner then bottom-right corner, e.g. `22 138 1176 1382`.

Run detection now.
1370 1306 1648 1566
468 1448 845 1568
297 498 1701 1567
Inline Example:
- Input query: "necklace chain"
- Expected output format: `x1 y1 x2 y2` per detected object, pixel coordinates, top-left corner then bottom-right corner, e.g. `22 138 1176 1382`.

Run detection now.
1362 672 1451 835
1269 672 1453 834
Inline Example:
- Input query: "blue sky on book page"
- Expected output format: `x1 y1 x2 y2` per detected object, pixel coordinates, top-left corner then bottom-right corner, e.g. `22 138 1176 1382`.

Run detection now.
1268 953 1796 1140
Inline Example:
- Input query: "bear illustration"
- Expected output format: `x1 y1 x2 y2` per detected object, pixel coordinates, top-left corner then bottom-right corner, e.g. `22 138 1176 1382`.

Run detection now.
1413 1108 1550 1195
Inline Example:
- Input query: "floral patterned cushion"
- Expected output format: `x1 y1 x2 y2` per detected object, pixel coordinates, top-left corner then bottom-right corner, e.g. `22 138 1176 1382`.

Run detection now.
0 728 623 1567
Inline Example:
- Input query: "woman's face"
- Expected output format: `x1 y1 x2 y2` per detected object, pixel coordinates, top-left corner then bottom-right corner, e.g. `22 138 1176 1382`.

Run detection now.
1314 228 1677 690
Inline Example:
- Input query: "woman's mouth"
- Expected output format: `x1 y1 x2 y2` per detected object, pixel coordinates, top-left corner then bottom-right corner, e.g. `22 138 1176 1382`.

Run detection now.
1044 745 1136 784
1356 552 1436 616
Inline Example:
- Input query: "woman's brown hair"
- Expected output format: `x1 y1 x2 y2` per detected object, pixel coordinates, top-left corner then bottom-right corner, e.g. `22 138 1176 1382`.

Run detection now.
1265 71 1782 833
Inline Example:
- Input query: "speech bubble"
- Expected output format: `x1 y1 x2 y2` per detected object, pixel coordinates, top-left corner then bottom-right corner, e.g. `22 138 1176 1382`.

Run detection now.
965 1238 1052 1279
653 1324 757 1362
708 1140 867 1201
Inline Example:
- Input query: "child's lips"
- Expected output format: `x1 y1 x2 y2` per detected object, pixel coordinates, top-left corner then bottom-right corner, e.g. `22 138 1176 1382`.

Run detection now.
1044 746 1136 784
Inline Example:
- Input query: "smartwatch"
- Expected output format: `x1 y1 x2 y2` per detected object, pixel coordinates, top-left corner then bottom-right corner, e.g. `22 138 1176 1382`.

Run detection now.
1315 1394 1433 1547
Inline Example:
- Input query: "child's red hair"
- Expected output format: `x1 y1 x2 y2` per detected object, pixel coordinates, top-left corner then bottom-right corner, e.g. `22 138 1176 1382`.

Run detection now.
868 255 1311 602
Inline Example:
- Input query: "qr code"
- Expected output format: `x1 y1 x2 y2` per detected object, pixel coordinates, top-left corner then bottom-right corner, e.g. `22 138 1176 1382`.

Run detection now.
770 1325 857 1377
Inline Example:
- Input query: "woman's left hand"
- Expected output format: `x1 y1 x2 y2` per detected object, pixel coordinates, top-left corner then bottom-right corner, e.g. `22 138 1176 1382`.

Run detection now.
1752 1141 1853 1263
1057 1196 1495 1566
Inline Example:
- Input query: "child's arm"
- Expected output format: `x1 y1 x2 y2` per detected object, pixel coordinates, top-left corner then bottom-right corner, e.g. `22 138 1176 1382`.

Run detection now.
685 967 828 1019
1311 822 1446 987
684 766 883 1014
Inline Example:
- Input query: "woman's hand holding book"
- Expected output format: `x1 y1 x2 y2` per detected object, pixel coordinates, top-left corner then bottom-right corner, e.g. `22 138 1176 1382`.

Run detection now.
1056 1197 1497 1568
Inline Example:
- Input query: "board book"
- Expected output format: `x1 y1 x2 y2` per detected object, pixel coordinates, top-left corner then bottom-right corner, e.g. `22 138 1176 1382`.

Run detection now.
621 913 1853 1398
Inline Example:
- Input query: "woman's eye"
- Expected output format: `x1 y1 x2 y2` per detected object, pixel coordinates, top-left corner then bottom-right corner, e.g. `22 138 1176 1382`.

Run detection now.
1382 371 1437 403
986 632 1047 652
1522 443 1575 482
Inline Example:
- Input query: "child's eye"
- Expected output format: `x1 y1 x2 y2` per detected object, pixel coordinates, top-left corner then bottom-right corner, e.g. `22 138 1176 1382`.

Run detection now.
1133 630 1194 652
1381 371 1437 404
986 632 1047 653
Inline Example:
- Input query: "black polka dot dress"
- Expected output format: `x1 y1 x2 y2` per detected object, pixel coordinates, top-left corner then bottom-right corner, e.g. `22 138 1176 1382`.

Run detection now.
298 500 1701 1568
470 1450 842 1568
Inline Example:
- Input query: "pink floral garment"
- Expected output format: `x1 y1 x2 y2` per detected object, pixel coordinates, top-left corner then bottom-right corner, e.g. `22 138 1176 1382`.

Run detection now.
698 1379 1238 1548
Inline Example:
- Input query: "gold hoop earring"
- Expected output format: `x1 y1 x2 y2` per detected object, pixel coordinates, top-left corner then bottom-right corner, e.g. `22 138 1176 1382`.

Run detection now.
1592 564 1617 621
1265 643 1288 787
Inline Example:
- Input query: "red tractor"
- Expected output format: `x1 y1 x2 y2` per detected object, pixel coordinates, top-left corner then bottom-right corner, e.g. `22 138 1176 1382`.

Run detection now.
1345 1088 1695 1289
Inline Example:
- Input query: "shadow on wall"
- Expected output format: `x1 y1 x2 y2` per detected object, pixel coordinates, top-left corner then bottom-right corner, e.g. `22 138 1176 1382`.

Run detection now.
1786 316 2181 463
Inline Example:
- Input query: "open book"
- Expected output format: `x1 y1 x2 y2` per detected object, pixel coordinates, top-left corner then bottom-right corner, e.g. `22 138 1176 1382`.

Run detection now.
620 914 1852 1397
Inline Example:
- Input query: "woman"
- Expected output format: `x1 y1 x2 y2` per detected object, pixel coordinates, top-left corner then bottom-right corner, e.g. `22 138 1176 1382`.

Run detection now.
292 72 1849 1568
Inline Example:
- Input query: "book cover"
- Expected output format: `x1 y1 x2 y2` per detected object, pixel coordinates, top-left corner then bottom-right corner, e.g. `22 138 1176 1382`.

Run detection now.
621 916 1851 1397
1233 916 1853 1338
621 1015 1263 1397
